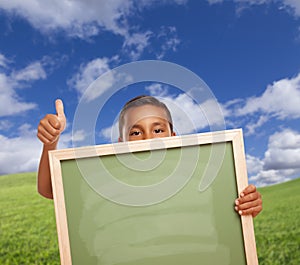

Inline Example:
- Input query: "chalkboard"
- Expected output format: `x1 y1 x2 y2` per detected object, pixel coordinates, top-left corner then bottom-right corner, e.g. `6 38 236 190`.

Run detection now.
49 129 258 265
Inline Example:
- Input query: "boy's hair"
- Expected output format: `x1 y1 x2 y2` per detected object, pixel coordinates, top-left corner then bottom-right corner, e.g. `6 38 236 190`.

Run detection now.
118 95 173 138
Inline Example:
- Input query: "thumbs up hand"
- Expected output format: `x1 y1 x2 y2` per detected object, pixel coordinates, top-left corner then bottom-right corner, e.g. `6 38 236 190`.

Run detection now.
37 99 67 145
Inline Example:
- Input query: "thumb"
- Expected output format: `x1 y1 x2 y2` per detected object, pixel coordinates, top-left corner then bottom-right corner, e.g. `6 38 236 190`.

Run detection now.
55 99 65 119
55 99 66 131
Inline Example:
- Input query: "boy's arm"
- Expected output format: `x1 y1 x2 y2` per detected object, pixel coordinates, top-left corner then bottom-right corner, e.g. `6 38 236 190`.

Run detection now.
37 99 66 199
37 141 58 199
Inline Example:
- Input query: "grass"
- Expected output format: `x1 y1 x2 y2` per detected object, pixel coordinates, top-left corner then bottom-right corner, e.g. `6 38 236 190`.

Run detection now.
254 177 300 265
0 172 299 264
0 173 60 265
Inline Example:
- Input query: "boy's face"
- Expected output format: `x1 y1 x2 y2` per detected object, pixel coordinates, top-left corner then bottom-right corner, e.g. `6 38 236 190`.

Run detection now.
119 105 176 142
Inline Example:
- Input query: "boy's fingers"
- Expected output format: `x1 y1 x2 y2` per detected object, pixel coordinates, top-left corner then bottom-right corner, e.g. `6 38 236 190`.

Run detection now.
237 205 262 217
37 132 56 145
37 116 61 145
37 125 59 144
47 114 62 130
236 199 262 211
240 184 256 197
236 191 260 205
55 99 65 119
38 114 61 132
38 124 59 139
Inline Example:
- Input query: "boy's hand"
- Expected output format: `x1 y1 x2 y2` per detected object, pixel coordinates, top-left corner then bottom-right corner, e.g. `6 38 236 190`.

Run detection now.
37 99 66 145
235 184 262 218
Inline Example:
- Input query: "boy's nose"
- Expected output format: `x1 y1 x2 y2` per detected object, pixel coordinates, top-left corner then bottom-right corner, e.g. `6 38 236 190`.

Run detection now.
143 131 153 140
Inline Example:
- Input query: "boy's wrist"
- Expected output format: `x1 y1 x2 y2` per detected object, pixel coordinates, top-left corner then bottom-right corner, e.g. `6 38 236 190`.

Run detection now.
43 139 59 151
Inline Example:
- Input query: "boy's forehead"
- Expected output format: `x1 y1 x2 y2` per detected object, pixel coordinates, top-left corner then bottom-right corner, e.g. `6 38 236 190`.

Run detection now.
123 105 170 124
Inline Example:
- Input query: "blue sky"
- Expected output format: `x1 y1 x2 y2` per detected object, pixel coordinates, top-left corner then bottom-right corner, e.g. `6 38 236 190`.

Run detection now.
0 0 300 186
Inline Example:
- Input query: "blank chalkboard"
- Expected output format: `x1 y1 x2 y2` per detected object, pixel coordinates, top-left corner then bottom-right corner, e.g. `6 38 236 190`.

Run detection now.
49 129 258 265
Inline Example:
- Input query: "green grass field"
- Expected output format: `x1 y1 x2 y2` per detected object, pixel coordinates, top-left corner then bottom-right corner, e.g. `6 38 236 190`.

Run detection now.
253 177 300 264
1 173 299 264
0 173 60 265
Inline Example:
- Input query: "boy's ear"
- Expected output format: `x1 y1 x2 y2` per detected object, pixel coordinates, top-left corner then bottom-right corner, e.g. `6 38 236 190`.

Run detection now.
171 132 176 136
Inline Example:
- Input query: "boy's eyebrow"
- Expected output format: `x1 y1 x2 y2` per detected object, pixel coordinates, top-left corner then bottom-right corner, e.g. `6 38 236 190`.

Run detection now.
151 121 167 127
128 121 168 131
128 124 143 131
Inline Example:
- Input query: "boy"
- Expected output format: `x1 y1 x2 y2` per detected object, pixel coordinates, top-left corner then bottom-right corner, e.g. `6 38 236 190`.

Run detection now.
37 95 262 217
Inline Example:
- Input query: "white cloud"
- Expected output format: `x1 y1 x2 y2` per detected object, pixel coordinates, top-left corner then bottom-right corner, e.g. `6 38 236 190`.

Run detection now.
146 86 225 134
0 123 83 175
0 72 36 116
68 55 137 102
0 1 185 60
12 61 46 82
0 53 10 68
246 154 264 175
207 0 300 17
245 115 269 136
71 130 88 143
100 122 120 143
281 0 300 16
67 57 113 102
0 54 50 117
121 26 181 60
249 169 292 187
123 31 152 60
223 73 300 134
163 95 224 134
236 73 300 119
221 73 300 185
0 121 91 175
247 129 300 186
56 129 88 148
264 129 300 170
0 0 131 38
0 124 41 175
145 83 169 97
155 26 181 59
0 0 142 63
0 120 13 131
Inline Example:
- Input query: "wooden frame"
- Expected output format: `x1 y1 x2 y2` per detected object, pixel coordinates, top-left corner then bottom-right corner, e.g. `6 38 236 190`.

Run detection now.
49 129 258 265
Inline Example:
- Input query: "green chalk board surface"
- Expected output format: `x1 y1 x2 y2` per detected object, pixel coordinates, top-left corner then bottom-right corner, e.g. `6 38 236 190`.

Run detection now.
49 130 258 265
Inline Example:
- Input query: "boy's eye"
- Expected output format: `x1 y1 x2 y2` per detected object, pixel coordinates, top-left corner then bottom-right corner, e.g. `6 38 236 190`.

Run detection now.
130 131 141 136
154 129 164 134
